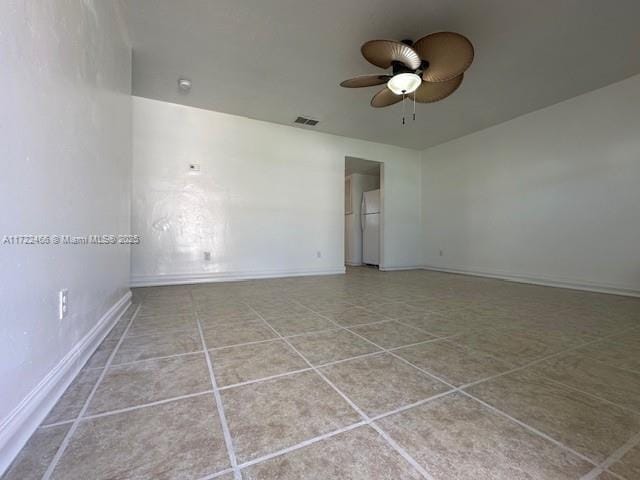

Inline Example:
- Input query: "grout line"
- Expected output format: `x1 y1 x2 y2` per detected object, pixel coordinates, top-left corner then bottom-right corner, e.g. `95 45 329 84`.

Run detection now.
299 301 609 469
270 325 343 338
193 295 242 480
454 320 640 392
343 325 458 387
218 368 313 390
461 390 598 467
59 351 414 430
133 315 197 325
245 307 372 422
108 349 206 367
315 349 385 368
386 335 456 352
246 303 436 480
207 326 342 351
123 325 198 339
196 467 237 480
41 304 142 480
600 471 627 480
392 318 452 339
115 286 639 478
437 330 525 365
577 354 640 377
456 336 611 390
86 323 383 375
208 336 285 350
602 363 640 377
37 418 75 429
77 390 214 422
235 420 367 470
217 350 386 391
91 319 471 374
369 422 435 480
296 303 461 390
369 389 457 422
84 366 107 371
580 430 640 480
326 318 395 329
266 324 349 338
539 375 640 416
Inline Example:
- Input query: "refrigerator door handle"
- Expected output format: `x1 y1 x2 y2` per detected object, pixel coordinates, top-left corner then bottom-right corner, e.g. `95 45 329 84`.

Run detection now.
361 195 366 232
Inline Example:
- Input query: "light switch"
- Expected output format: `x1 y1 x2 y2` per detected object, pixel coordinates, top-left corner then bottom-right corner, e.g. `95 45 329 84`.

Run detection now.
59 289 68 320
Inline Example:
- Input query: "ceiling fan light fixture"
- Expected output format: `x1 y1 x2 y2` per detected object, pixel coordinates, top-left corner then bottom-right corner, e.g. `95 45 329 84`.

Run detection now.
387 73 421 95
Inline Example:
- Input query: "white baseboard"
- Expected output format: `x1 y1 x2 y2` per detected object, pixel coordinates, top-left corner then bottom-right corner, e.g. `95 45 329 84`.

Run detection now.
345 262 363 267
421 265 640 298
379 265 424 272
0 291 132 476
130 266 346 287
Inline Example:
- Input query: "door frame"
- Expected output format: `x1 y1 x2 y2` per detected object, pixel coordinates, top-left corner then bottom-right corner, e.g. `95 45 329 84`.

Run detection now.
343 157 384 269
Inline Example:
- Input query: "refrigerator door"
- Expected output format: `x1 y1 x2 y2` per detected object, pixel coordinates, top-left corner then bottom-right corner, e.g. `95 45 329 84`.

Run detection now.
362 212 380 265
362 189 380 214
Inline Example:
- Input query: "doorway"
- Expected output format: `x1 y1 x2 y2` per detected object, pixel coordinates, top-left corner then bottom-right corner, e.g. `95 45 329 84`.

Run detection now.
344 157 382 268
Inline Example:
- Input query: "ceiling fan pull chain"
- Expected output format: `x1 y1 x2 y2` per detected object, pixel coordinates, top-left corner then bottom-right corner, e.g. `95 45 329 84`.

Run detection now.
402 93 406 125
413 94 416 121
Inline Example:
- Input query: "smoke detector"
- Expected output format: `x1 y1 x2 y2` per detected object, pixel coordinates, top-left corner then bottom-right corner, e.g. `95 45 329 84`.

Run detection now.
178 78 192 92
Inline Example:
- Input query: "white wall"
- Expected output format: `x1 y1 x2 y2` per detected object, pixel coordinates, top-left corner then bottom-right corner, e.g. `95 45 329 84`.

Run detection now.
421 74 640 295
0 0 131 471
345 173 380 265
131 97 421 284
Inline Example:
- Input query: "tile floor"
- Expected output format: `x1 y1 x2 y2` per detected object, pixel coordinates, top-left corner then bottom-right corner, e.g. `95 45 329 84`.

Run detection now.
4 267 640 479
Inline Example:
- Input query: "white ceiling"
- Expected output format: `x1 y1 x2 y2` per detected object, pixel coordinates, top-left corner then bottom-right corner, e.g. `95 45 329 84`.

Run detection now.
120 0 640 150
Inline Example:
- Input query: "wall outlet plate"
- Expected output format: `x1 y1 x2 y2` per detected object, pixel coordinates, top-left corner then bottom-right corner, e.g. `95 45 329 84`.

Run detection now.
59 289 68 320
204 251 211 261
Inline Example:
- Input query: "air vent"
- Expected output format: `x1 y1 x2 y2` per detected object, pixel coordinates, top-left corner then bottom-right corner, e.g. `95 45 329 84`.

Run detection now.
293 116 319 126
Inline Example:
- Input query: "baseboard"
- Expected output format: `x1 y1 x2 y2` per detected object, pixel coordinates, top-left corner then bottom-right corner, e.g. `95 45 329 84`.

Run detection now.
379 265 424 272
130 266 346 287
0 290 132 476
421 265 640 298
345 262 363 267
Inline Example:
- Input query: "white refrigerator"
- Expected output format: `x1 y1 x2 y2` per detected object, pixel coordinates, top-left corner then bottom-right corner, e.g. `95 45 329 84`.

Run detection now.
361 189 380 266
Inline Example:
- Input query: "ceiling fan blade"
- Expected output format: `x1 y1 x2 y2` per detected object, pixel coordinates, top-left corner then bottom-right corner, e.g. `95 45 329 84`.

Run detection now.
413 32 474 83
370 87 403 108
340 75 392 88
410 75 463 103
361 40 421 70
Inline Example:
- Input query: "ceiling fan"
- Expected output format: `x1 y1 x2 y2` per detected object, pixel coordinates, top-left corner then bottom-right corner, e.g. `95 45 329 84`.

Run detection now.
340 32 474 123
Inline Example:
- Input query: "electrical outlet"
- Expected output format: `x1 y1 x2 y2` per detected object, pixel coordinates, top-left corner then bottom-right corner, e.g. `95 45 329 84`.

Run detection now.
203 251 211 261
439 249 444 256
58 289 68 320
316 251 322 258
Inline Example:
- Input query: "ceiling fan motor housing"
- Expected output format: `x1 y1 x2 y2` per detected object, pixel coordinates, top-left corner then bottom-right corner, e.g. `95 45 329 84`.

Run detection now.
391 59 429 76
392 60 413 75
